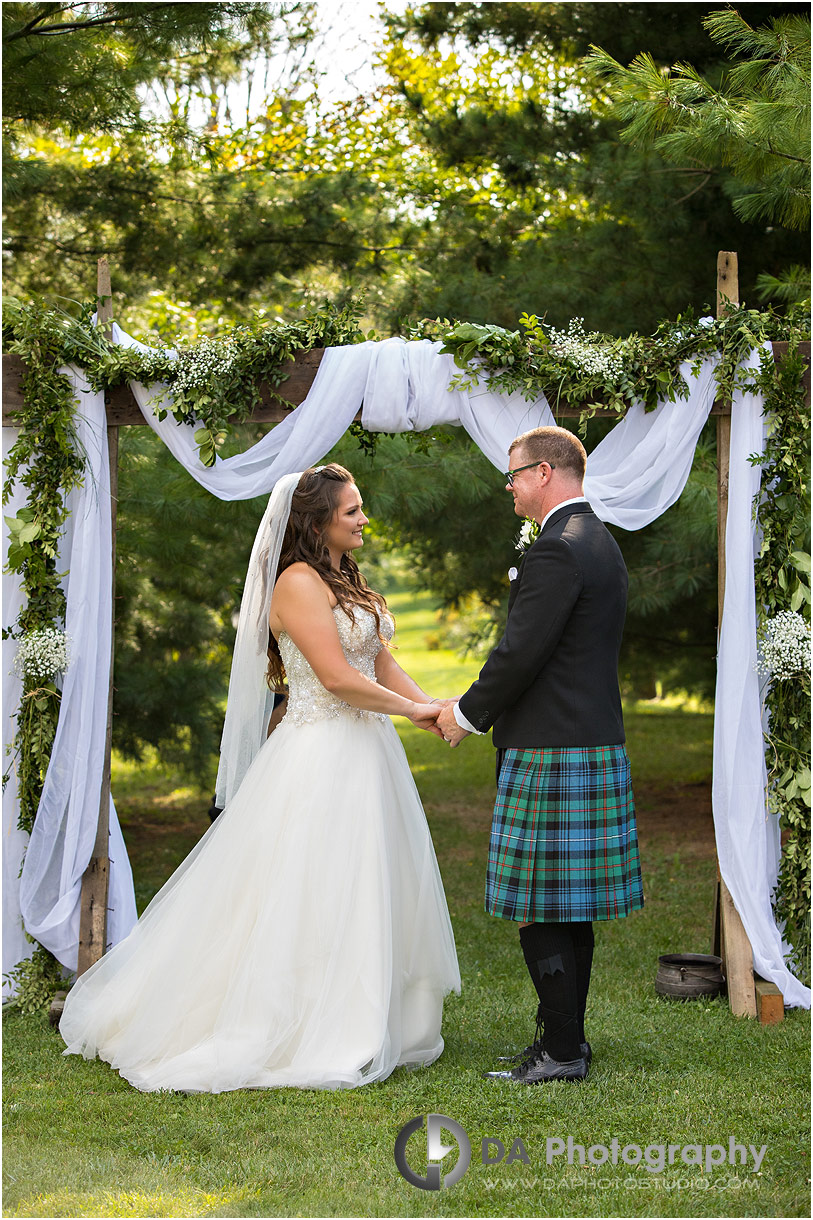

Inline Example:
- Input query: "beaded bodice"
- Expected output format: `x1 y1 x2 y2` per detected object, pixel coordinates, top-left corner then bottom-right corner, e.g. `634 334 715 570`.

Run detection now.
279 604 393 727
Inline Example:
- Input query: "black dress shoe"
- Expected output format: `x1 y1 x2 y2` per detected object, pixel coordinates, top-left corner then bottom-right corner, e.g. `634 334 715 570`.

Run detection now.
484 1048 588 1084
498 1040 592 1068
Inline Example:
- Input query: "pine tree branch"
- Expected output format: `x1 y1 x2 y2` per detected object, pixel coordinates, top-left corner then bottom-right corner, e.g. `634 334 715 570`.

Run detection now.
3 234 128 256
762 141 809 167
673 172 713 204
4 4 177 43
249 234 430 255
2 4 74 44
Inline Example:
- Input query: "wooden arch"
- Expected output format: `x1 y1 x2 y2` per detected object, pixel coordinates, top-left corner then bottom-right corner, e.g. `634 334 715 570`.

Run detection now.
3 254 810 1024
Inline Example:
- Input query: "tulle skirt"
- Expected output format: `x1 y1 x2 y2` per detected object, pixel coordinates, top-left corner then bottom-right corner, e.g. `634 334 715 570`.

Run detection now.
60 714 460 1092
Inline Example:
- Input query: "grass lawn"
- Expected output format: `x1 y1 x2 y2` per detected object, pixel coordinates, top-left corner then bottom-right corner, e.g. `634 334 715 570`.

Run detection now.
3 591 809 1218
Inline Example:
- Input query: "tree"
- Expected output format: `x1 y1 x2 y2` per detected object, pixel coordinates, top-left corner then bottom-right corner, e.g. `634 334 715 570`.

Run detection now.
377 1 809 331
113 426 269 784
588 8 810 233
2 2 308 134
588 7 810 301
2 1 324 308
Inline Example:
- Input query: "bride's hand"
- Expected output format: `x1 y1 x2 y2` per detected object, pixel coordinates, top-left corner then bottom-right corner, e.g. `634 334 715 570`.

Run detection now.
408 702 444 737
429 697 458 709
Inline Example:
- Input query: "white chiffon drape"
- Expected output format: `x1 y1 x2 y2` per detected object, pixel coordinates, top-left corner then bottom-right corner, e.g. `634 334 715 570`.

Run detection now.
3 334 808 1009
3 372 137 990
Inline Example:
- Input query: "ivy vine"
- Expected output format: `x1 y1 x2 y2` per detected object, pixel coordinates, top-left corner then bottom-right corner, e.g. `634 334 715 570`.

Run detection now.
750 343 811 980
3 301 89 839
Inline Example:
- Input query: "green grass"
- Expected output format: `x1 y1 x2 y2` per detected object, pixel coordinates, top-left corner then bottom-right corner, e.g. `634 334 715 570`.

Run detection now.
3 591 809 1217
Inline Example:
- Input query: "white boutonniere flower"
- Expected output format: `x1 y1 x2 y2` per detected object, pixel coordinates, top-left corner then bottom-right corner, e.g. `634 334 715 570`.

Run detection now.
508 566 518 582
515 519 539 552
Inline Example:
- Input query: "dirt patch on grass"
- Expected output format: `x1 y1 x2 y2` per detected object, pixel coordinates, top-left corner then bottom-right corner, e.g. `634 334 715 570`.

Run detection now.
634 780 715 858
118 796 210 861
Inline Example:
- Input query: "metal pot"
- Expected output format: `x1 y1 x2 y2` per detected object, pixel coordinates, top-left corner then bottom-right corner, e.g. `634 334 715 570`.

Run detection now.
655 953 725 1000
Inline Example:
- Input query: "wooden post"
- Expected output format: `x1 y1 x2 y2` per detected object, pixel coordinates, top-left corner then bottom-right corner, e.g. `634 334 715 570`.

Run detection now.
715 251 735 630
713 251 760 1019
76 258 116 976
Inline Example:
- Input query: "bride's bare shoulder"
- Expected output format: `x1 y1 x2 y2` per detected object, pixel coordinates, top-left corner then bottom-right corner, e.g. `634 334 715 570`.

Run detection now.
272 563 336 608
274 561 321 589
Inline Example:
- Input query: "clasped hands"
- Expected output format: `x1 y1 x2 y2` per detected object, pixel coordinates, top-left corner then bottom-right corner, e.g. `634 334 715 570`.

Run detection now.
410 698 471 747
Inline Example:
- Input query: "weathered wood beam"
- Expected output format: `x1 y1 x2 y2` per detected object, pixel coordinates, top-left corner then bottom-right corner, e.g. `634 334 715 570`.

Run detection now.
713 252 761 1020
2 349 328 426
3 342 809 429
77 258 115 977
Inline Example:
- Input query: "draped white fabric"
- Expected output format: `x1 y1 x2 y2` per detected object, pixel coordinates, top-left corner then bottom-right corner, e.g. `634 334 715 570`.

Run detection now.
114 329 552 495
712 352 810 1006
583 356 720 527
3 333 807 1007
7 372 137 977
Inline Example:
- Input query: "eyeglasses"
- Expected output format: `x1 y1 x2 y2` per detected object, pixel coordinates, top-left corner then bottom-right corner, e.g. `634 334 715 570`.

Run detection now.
504 460 554 486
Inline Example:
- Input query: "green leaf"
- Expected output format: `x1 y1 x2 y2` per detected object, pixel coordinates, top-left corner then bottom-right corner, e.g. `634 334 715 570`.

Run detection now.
18 521 40 544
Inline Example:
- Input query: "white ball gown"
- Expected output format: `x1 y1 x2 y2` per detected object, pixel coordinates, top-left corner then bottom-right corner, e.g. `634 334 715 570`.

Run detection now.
60 606 461 1092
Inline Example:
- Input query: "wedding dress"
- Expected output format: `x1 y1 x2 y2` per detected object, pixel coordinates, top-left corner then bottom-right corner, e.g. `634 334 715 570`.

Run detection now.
60 605 460 1092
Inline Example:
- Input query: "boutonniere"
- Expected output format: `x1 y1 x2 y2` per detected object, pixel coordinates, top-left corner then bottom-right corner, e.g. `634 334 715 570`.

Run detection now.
515 518 539 552
508 566 518 582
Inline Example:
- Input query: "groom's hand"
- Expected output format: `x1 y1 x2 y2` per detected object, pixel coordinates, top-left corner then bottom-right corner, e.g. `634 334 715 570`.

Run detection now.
436 702 470 748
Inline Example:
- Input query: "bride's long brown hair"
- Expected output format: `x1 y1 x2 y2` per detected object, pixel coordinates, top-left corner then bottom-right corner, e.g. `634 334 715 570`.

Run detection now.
266 464 389 687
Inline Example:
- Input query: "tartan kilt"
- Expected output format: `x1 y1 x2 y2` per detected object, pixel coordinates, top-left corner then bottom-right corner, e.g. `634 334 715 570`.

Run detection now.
486 745 644 923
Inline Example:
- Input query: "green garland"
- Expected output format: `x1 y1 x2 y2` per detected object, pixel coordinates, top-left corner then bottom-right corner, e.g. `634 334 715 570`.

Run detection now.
2 940 65 1016
750 344 811 980
2 300 92 1011
86 301 367 465
3 300 89 835
2 296 810 1004
407 304 809 423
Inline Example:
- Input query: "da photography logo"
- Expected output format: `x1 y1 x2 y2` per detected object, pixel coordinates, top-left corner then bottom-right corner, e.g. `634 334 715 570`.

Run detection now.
394 1113 471 1190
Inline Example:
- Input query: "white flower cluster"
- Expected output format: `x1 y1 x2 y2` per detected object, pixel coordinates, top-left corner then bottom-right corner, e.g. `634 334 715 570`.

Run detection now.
516 519 539 551
755 611 811 681
547 318 625 381
13 628 71 683
172 336 239 394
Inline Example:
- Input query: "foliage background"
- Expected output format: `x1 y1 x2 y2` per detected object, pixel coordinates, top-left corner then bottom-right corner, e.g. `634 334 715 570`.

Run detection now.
3 1 810 783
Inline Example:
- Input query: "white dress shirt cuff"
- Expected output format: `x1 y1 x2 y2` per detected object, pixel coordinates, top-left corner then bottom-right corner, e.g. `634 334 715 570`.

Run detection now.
453 703 481 734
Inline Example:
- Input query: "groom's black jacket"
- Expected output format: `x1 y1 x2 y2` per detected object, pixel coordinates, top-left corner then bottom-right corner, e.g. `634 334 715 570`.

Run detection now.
457 502 627 748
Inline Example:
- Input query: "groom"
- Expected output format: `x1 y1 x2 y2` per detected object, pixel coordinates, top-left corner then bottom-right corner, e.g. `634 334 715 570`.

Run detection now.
436 425 643 1083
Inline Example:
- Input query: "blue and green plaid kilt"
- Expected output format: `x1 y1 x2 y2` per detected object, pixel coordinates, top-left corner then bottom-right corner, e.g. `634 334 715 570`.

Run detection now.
486 745 644 923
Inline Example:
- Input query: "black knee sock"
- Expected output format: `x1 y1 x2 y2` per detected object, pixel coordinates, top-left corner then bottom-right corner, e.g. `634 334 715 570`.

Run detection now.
571 922 594 1044
519 922 581 1062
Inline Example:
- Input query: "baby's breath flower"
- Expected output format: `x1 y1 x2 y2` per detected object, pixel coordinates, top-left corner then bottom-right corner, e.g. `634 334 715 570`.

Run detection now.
169 336 240 397
546 318 625 382
13 628 71 683
755 611 811 681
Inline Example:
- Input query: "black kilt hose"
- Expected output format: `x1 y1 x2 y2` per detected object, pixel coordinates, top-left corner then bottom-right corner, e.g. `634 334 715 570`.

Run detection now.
457 501 645 927
487 745 644 922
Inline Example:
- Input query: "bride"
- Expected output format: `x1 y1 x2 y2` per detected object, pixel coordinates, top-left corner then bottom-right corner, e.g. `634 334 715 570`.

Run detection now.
60 464 460 1092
